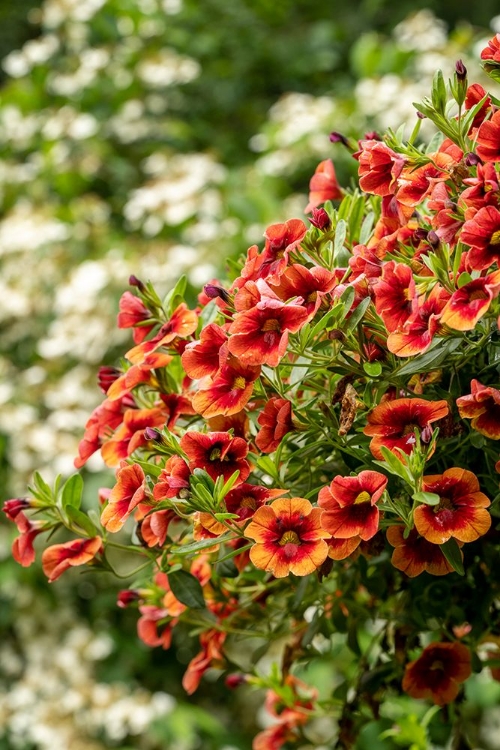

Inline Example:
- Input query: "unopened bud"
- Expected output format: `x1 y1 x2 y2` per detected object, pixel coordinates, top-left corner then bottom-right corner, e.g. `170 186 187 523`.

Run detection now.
427 231 440 248
3 498 30 521
364 130 382 141
144 427 162 442
117 589 141 608
420 425 433 444
129 275 145 291
308 207 331 230
455 59 467 81
203 284 231 303
225 673 248 689
329 131 353 150
465 152 481 167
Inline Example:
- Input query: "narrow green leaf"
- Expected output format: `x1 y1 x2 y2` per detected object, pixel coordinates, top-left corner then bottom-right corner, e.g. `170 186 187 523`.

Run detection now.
61 474 84 510
395 337 462 376
359 212 375 245
343 296 371 333
457 272 473 288
440 538 464 576
163 274 187 315
171 532 233 556
333 219 347 257
66 506 98 537
168 569 205 608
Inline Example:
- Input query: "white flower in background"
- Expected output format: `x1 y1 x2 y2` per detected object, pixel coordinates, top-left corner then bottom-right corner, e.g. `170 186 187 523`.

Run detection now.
393 10 448 51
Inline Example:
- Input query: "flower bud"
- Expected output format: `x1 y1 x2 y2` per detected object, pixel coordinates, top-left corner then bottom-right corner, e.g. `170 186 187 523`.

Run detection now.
117 589 141 608
308 207 331 230
465 152 481 167
225 673 248 689
455 59 467 81
144 426 162 442
97 366 121 394
129 275 145 291
203 284 231 303
3 498 30 521
427 230 440 248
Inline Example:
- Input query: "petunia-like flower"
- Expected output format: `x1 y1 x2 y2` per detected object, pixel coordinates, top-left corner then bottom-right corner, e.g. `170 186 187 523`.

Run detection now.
42 536 102 582
139 509 176 548
257 219 307 284
224 483 288 522
137 604 173 649
386 525 456 577
101 462 147 532
153 455 191 501
460 205 500 271
181 323 228 380
11 512 46 567
244 497 330 578
326 536 362 560
117 291 154 344
192 359 260 418
402 641 472 705
464 83 491 131
126 303 198 365
481 33 500 65
74 395 133 469
387 284 449 357
413 468 491 544
254 675 317 750
270 263 339 316
100 406 168 467
396 148 460 208
227 298 309 367
182 628 227 695
355 140 405 196
364 397 449 460
255 397 294 453
441 271 500 331
180 431 250 484
373 261 417 331
456 379 500 439
304 158 343 212
318 471 387 541
107 352 173 401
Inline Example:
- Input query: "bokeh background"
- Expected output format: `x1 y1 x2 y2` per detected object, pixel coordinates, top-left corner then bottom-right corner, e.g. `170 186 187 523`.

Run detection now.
1 2 500 748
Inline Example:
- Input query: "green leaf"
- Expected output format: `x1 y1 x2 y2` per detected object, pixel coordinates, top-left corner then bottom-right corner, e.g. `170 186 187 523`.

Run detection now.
168 569 205 608
343 296 371 333
333 219 347 257
359 212 374 245
440 538 464 576
171 532 233 556
395 337 462 376
363 361 382 377
215 558 239 578
163 274 187 315
431 69 447 114
412 491 440 506
29 471 53 503
61 474 83 510
457 272 473 288
376 446 413 484
66 506 98 537
130 459 163 479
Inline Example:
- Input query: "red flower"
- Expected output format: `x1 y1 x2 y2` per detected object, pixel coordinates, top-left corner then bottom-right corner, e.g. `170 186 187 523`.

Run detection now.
227 298 309 367
101 462 147 532
11 512 46 567
373 261 416 331
481 33 500 64
441 271 500 331
3 498 31 522
305 158 343 212
180 431 250 484
255 397 294 453
244 497 330 578
318 471 387 541
257 219 307 284
137 605 173 649
461 205 500 271
74 395 132 469
413 468 491 544
476 110 500 163
107 352 173 401
464 83 491 131
402 641 471 705
396 150 459 208
181 323 228 380
182 629 226 694
42 536 102 582
126 303 198 365
364 397 449 459
387 284 449 357
456 379 500 439
271 263 339 316
100 406 168 467
224 483 287 522
387 525 456 577
254 675 317 750
355 140 405 196
153 455 191 500
117 291 154 344
192 359 260 418
139 509 176 548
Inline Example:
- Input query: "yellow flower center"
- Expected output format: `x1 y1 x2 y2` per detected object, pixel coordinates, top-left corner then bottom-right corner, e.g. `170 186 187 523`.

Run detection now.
354 491 371 505
468 289 488 301
261 318 281 332
307 291 318 303
491 230 500 245
430 660 444 671
233 376 247 390
209 448 222 461
240 496 257 510
279 530 300 546
434 495 453 513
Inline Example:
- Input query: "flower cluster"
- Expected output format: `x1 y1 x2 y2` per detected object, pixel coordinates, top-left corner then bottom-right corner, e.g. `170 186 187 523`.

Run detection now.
6 37 500 748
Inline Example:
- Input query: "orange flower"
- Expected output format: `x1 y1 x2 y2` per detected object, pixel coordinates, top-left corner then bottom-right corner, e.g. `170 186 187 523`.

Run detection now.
355 140 405 196
441 271 500 331
257 219 307 284
387 526 456 577
126 303 198 365
364 397 449 460
403 641 472 705
245 497 330 578
413 468 491 544
461 205 500 271
181 323 228 380
305 158 343 212
456 379 500 439
387 284 449 357
373 261 416 331
255 397 294 453
318 471 387 541
117 291 154 343
180 430 250 484
182 628 226 694
107 352 173 401
42 537 102 582
11 512 46 567
100 406 168 467
101 462 147 532
192 359 260 418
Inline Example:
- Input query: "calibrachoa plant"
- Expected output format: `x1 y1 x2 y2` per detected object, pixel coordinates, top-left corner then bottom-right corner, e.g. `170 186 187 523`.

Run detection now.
6 38 500 749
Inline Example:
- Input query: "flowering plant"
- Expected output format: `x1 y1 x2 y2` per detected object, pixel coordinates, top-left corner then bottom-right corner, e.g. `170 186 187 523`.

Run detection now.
7 37 500 748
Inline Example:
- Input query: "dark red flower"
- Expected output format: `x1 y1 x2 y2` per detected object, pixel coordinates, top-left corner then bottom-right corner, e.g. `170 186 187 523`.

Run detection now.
456 379 500 439
180 431 250 484
355 140 405 196
117 291 154 344
461 205 500 271
373 261 416 331
387 525 456 577
476 110 500 162
363 397 449 459
255 397 294 453
403 641 471 705
413 467 491 544
305 159 343 212
192 359 260 418
224 483 287 522
387 284 449 357
181 323 228 380
257 219 307 284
